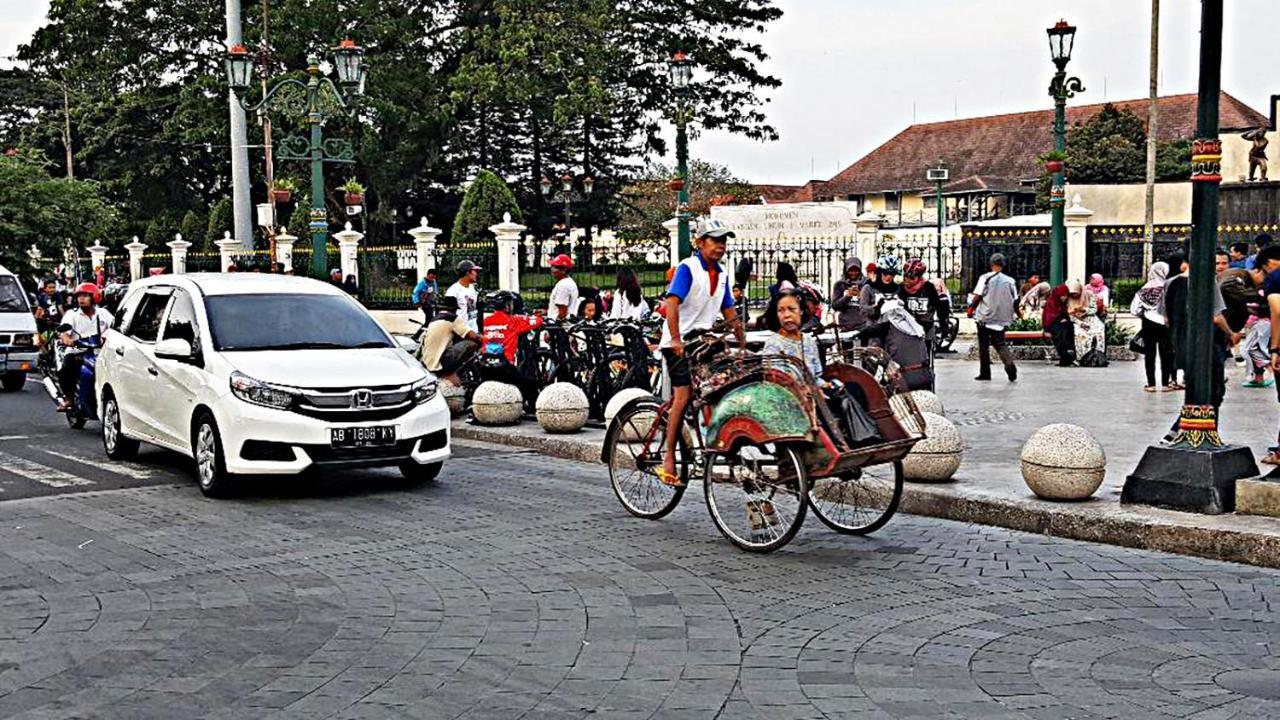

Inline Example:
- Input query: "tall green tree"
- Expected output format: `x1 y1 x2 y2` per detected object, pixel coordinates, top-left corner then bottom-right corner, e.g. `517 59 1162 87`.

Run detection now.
0 151 119 274
206 198 234 248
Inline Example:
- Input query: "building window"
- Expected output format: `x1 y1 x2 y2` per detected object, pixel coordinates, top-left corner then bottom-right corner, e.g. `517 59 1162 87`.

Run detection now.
885 192 900 212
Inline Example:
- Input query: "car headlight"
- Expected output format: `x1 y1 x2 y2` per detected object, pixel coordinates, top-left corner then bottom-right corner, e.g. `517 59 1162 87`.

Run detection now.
229 371 297 410
410 377 438 405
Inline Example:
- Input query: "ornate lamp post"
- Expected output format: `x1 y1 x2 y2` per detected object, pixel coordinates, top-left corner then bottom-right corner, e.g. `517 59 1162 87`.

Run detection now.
1123 0 1256 513
225 39 366 278
926 158 949 274
1046 20 1084 286
668 51 693 259
540 173 594 260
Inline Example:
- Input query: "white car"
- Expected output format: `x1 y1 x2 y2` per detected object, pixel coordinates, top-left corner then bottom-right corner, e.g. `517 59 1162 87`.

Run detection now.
0 266 39 392
96 273 450 497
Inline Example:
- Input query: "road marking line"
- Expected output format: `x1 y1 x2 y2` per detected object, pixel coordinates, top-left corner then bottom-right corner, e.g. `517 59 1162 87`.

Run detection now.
0 452 95 488
39 450 154 480
0 436 30 441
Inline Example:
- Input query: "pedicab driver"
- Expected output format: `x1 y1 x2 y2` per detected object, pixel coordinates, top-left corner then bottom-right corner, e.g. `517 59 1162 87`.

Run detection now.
659 219 745 485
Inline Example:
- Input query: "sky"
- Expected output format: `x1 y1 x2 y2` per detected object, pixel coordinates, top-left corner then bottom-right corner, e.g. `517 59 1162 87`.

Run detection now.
4 0 1279 186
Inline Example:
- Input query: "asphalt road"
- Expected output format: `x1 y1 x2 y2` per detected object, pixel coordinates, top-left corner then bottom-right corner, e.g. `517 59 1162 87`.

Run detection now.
2 379 1280 719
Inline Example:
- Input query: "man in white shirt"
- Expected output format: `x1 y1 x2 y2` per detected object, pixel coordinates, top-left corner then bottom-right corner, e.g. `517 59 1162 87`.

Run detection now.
445 260 481 333
546 254 578 320
57 283 114 411
966 253 1019 382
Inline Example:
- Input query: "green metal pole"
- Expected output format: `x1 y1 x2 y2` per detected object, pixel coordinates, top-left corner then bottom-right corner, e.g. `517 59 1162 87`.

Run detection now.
935 178 944 273
1184 0 1223 412
676 118 691 259
306 59 327 279
1050 81 1067 286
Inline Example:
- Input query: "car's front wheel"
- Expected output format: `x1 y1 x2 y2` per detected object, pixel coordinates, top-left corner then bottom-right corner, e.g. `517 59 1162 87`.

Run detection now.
193 413 235 498
101 393 139 460
398 460 442 485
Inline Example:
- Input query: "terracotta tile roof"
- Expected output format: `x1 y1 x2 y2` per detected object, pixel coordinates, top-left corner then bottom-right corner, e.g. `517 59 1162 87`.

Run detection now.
753 181 829 203
825 92 1269 197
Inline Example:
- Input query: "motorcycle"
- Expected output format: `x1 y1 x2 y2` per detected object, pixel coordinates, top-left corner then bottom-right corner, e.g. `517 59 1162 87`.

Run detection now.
40 325 99 429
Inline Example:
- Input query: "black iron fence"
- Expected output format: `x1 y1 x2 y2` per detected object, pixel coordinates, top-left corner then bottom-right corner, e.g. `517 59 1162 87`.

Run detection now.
1085 225 1190 284
960 226 1051 292
728 236 856 305
875 230 963 281
518 235 669 311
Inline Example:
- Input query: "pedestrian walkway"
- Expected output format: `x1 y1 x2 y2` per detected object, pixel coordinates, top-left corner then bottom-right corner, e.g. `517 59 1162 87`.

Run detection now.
455 348 1280 568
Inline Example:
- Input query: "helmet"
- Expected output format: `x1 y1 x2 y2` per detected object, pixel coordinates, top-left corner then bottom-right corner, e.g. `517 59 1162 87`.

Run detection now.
485 290 519 311
797 281 825 306
875 256 900 275
74 282 102 303
549 254 574 270
903 258 926 278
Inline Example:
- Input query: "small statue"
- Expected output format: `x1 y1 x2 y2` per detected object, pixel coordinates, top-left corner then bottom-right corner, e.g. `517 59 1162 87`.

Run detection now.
1244 128 1269 181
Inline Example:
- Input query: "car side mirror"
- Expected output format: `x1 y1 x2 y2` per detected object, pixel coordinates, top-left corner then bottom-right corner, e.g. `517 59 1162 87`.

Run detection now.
155 338 196 363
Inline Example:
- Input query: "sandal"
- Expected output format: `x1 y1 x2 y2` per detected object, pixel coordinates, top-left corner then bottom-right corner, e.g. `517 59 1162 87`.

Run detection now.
655 468 684 488
1166 381 1185 390
1143 385 1156 393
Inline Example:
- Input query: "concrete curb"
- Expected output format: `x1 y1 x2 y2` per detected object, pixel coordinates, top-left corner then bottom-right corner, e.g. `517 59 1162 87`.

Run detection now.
453 423 1280 569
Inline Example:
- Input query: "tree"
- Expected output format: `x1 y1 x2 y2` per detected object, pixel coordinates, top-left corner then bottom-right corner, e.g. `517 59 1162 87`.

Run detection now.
450 170 523 244
206 197 234 248
615 160 755 242
179 209 206 247
0 151 118 274
288 196 314 245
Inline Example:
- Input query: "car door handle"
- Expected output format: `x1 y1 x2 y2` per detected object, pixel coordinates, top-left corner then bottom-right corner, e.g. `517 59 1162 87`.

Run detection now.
114 347 124 357
147 367 158 376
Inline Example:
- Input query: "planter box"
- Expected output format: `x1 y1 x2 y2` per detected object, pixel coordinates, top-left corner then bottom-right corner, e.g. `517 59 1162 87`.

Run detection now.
963 344 1138 362
271 190 292 203
345 192 363 205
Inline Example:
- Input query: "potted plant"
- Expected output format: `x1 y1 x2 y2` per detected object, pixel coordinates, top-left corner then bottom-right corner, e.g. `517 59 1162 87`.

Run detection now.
667 176 684 193
342 178 365 205
1041 150 1067 174
270 178 296 204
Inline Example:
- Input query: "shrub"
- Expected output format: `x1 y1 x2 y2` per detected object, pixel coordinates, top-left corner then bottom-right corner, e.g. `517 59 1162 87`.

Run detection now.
1110 278 1143 310
179 209 206 247
450 170 523 245
207 197 234 248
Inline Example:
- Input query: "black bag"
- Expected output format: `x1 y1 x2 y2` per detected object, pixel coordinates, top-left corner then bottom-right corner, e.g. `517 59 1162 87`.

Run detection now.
839 385 882 447
1128 333 1145 354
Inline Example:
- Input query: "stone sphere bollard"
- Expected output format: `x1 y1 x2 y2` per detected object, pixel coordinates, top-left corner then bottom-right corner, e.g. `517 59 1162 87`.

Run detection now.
441 381 466 418
536 382 590 434
604 388 656 427
902 412 963 482
907 390 945 416
1020 423 1106 500
471 381 524 426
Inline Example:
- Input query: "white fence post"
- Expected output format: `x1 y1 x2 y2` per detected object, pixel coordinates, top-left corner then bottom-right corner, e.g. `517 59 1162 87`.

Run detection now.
87 241 107 275
275 228 296 271
407 218 441 282
663 217 680 267
334 223 364 284
854 210 882 263
167 233 191 274
489 213 527 293
124 237 147 281
1064 194 1094 284
215 232 239 272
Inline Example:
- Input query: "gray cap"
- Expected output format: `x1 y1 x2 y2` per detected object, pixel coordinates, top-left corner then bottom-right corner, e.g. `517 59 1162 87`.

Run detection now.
844 256 863 272
456 259 482 275
695 218 735 240
989 253 1007 266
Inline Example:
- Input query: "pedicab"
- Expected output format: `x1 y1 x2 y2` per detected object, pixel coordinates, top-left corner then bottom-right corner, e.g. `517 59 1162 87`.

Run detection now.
602 331 926 553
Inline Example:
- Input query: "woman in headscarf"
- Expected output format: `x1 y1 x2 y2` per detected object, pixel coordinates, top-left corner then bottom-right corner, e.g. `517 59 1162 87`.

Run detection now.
1087 273 1111 307
1042 283 1075 366
1130 261 1175 392
1065 279 1108 367
860 296 933 391
1019 281 1051 316
769 262 799 298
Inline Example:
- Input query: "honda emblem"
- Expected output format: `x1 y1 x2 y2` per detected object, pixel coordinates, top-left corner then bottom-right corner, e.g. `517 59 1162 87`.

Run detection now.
350 389 373 408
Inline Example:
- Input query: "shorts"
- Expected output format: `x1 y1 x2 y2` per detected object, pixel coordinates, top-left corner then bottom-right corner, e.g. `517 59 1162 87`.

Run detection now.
661 348 692 388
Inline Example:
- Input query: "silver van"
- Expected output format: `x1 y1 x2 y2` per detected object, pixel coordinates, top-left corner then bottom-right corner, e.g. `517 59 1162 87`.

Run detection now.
0 267 39 392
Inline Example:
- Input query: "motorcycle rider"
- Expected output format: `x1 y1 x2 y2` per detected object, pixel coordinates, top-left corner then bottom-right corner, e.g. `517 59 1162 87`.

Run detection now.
57 283 113 412
480 290 544 410
859 255 901 314
898 258 950 349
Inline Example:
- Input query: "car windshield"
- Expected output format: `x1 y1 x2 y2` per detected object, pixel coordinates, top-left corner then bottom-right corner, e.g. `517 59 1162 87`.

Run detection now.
205 293 393 352
0 277 29 313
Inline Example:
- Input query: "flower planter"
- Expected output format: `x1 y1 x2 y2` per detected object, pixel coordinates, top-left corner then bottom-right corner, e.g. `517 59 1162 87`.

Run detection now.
667 178 684 193
1045 160 1064 174
344 192 363 206
271 189 292 204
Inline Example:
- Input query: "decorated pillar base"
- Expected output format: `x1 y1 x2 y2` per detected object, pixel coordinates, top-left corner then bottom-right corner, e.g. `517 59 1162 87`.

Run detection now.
1122 405 1259 514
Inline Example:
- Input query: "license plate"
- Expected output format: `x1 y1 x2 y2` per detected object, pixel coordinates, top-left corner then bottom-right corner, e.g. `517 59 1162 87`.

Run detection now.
330 426 396 448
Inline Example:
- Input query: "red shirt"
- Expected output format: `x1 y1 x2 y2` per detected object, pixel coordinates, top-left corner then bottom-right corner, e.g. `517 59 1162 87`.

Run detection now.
482 310 543 363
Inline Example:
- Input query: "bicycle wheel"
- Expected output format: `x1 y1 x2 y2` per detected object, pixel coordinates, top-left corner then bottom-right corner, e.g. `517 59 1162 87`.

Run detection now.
704 443 809 553
604 400 686 520
807 460 904 535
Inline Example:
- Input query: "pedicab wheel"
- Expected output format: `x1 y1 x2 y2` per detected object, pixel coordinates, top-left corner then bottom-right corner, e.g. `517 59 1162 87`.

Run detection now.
807 460 904 535
704 442 809 553
605 399 687 520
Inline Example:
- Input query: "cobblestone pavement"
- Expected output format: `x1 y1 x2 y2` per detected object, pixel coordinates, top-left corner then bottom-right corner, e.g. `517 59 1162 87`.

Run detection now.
0 437 1278 720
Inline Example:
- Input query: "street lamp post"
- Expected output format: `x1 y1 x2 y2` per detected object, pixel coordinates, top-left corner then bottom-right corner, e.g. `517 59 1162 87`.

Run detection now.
225 39 365 278
1122 0 1257 514
1046 20 1084 287
668 51 693 259
926 158 949 274
540 173 594 262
